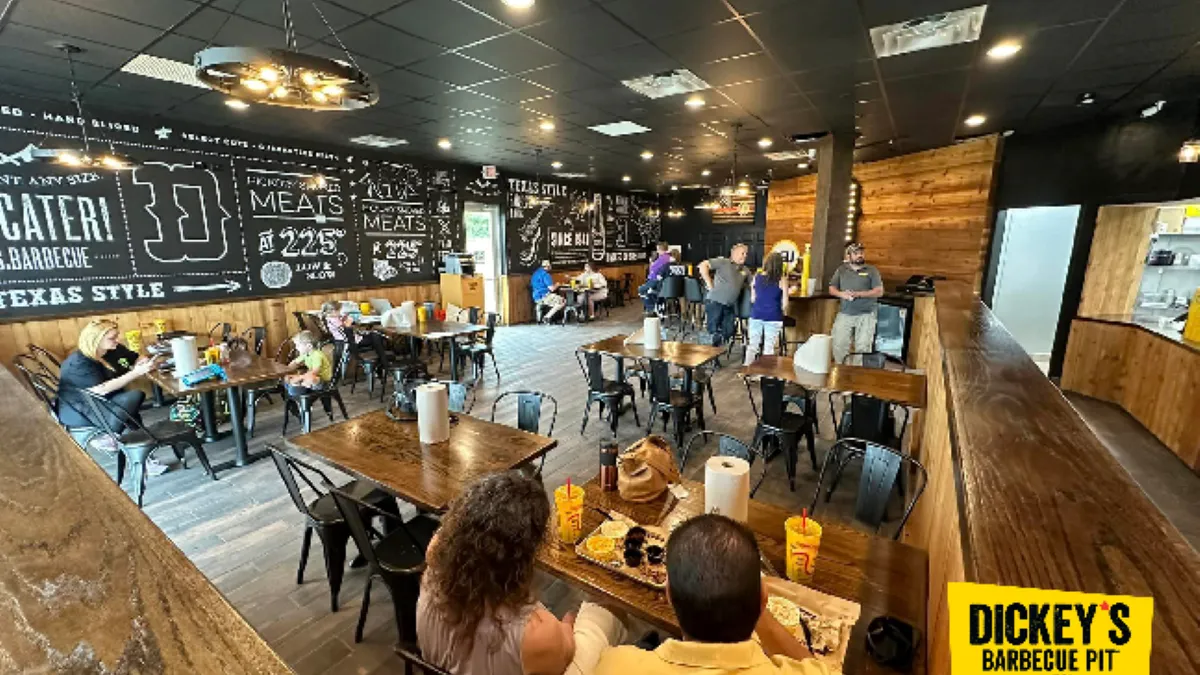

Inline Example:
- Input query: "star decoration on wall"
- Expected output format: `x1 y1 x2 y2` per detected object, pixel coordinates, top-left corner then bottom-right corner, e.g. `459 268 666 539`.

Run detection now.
154 127 173 140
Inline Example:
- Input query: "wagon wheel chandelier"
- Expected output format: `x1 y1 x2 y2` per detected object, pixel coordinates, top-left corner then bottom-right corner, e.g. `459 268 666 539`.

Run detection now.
194 0 379 111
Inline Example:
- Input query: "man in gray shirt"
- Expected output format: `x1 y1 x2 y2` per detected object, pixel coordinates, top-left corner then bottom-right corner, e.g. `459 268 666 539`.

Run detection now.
828 242 883 364
699 243 750 345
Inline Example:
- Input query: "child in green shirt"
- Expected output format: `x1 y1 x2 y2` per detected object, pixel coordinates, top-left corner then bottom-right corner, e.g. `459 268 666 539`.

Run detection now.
285 331 332 396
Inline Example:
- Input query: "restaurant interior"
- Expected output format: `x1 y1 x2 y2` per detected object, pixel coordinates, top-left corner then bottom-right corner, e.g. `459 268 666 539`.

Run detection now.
2 1 1199 674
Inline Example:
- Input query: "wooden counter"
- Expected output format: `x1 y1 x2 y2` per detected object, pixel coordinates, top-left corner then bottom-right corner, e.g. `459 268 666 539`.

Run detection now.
1062 315 1200 472
0 369 292 673
906 283 1200 673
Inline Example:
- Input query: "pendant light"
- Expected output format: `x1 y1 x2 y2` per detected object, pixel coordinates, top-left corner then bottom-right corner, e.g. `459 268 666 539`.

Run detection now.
194 0 378 110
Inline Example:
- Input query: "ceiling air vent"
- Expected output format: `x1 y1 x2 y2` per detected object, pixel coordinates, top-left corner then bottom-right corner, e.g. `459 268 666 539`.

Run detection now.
621 69 710 100
869 5 987 58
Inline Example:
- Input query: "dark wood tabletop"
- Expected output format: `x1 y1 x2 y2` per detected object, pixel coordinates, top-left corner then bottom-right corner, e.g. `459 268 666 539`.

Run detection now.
739 355 927 408
580 334 725 369
148 352 292 395
0 369 293 673
285 409 558 512
536 476 928 675
383 320 487 340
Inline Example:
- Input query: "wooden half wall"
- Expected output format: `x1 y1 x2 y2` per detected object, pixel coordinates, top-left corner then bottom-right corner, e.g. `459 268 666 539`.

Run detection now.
766 136 1001 290
0 282 440 370
1076 205 1157 317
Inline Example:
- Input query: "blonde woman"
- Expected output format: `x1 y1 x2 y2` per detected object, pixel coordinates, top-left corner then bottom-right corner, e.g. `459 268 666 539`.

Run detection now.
56 320 168 474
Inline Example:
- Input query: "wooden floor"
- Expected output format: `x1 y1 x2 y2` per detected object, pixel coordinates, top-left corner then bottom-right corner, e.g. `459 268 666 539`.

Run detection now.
87 303 893 674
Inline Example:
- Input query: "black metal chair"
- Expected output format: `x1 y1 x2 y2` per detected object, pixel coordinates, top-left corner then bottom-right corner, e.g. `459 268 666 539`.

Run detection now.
26 343 62 378
397 644 453 675
245 338 294 438
326 481 439 646
724 285 753 358
683 276 707 336
577 349 639 435
561 288 584 324
745 376 815 495
458 312 501 384
680 430 754 473
347 330 389 395
491 390 558 476
810 438 927 540
238 326 267 355
646 358 705 449
13 353 56 387
292 311 310 332
657 275 686 333
268 447 402 613
824 392 910 501
379 336 431 403
209 322 233 342
80 388 215 507
282 342 351 435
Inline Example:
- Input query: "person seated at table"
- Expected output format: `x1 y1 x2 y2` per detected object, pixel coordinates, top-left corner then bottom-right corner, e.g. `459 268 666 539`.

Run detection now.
639 242 673 312
595 514 827 675
744 252 790 366
573 263 609 319
419 471 627 675
56 320 170 475
533 259 566 324
320 301 364 347
284 331 332 397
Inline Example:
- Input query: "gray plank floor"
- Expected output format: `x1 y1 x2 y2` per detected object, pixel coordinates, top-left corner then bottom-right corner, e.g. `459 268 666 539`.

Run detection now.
87 303 894 674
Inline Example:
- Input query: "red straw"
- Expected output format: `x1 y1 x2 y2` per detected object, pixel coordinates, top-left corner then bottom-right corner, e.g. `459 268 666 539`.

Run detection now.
567 477 572 498
801 508 808 533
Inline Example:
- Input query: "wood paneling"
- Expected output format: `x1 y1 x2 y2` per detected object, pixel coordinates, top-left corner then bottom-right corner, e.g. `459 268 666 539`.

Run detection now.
1063 318 1200 471
0 282 440 374
0 368 293 674
767 136 1000 290
783 296 838 342
1077 206 1157 317
901 294 963 675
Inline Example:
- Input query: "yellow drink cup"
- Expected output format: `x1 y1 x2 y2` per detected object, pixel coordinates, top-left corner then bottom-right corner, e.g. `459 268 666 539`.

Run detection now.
360 302 372 315
124 330 142 354
204 346 221 366
785 516 823 583
417 306 428 322
554 484 585 544
153 319 169 335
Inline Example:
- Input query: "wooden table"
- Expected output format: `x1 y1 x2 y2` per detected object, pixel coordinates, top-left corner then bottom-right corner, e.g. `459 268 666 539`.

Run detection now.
739 355 927 408
148 353 291 469
383 320 487 381
0 369 294 674
536 476 928 674
285 409 557 512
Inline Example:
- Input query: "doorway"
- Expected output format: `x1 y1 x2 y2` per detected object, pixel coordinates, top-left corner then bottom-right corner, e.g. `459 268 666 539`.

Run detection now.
988 205 1082 372
463 202 502 314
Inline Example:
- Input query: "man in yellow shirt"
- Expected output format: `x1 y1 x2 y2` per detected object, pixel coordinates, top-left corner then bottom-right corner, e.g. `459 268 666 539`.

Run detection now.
595 515 830 675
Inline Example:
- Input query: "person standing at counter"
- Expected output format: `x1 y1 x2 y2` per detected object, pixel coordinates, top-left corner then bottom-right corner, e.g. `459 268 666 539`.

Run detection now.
699 243 750 346
744 252 789 366
640 242 673 312
828 242 883 365
532 260 566 323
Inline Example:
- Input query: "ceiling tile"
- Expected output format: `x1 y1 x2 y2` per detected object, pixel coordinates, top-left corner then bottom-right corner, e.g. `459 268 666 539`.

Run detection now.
655 21 761 66
0 23 136 69
522 7 643 59
604 0 733 39
60 0 200 30
457 0 594 29
406 53 505 87
233 0 364 39
586 43 683 81
858 0 981 28
688 52 778 87
878 42 975 80
747 1 871 72
176 9 286 46
458 34 561 74
376 0 508 49
372 67 448 100
12 0 163 51
521 61 614 92
468 76 554 104
0 47 109 83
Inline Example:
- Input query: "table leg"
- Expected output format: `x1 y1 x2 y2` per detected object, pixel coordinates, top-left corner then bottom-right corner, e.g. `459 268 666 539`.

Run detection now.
448 338 459 381
211 385 270 472
200 391 219 442
152 383 166 407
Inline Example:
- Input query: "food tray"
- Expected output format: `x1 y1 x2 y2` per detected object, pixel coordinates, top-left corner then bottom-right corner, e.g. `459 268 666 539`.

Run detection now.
574 512 669 589
763 575 861 674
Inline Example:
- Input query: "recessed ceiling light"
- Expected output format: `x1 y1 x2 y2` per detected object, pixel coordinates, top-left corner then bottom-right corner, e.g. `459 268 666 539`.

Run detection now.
539 119 555 131
438 138 452 149
225 99 249 110
797 162 810 169
589 120 651 137
502 0 535 8
986 41 1022 60
622 175 632 182
964 114 986 127
350 134 408 147
670 185 678 191
763 150 811 161
685 95 705 108
757 137 773 148
701 169 711 176
551 160 563 169
1076 92 1096 106
640 150 654 160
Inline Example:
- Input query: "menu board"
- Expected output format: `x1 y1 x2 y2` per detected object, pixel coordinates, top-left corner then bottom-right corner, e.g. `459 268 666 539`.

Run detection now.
505 175 660 273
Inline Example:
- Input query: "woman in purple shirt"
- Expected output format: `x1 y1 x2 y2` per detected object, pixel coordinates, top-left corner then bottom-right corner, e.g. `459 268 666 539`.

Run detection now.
639 242 673 311
744 252 790 366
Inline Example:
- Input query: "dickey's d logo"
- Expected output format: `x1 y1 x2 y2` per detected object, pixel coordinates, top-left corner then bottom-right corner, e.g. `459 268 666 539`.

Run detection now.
949 583 1153 674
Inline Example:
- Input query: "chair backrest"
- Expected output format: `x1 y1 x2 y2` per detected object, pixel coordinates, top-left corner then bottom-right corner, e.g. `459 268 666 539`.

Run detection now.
491 390 558 437
758 377 787 427
27 343 62 376
578 350 606 392
274 337 298 365
484 312 499 345
268 446 332 521
860 352 887 369
414 379 473 414
684 430 752 463
13 354 54 387
241 327 267 355
25 371 62 420
467 306 481 324
813 439 927 539
396 645 452 675
683 277 705 303
79 387 152 441
648 359 673 404
210 322 233 342
659 275 685 299
841 394 891 444
292 311 308 332
325 342 348 385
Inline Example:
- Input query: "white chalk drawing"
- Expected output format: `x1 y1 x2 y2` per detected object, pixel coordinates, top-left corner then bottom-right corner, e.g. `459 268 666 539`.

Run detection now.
133 162 232 263
0 143 38 166
172 279 242 293
373 258 398 281
260 260 292 288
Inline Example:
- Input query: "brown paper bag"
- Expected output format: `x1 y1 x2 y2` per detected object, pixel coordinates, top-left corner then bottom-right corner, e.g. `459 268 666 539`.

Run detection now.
617 435 681 503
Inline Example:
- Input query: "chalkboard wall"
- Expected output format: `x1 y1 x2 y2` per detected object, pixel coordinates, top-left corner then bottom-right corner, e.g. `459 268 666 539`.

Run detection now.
0 96 653 320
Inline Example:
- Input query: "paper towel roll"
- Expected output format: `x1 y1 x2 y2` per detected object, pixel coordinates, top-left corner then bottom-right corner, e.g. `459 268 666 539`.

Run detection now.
171 336 198 377
794 333 832 373
416 383 451 444
644 316 662 351
705 456 750 523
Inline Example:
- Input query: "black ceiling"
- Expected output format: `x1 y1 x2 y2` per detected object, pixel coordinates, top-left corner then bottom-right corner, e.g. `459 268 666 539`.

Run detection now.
1 0 1199 190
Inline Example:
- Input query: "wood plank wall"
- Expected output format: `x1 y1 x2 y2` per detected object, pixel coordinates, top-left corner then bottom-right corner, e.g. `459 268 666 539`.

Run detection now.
1077 205 1158 317
0 282 440 371
902 294 965 674
501 263 647 325
1062 319 1200 471
766 136 1001 290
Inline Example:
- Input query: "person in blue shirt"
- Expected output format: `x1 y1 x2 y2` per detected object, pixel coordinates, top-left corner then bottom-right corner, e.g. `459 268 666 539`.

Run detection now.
532 259 566 323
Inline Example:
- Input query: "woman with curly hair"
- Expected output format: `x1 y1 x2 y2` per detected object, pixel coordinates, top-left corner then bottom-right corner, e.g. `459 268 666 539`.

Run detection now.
417 471 627 675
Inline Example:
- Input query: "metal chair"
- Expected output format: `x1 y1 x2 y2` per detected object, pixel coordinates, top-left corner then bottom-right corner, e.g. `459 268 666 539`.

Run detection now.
745 376 815 495
810 438 927 540
326 481 439 646
397 644 452 675
457 312 501 384
491 390 558 476
240 326 267 355
268 447 402 612
282 342 351 435
26 343 62 378
680 430 754 473
646 358 705 449
577 350 639 435
724 285 753 358
245 338 294 438
824 393 910 501
682 276 707 336
80 388 215 507
209 322 233 342
657 275 686 334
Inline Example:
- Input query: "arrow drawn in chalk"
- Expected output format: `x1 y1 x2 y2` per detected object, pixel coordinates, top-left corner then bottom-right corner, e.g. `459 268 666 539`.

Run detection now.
172 280 242 293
